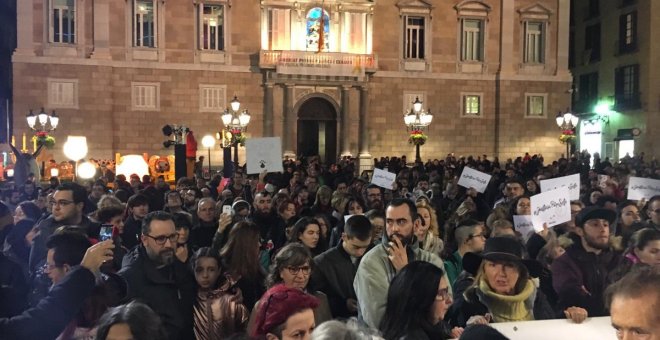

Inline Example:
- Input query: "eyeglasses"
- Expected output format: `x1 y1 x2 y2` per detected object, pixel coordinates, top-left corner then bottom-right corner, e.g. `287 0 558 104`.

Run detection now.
144 233 179 245
285 265 311 276
468 233 486 240
49 199 75 207
44 263 62 272
436 287 452 301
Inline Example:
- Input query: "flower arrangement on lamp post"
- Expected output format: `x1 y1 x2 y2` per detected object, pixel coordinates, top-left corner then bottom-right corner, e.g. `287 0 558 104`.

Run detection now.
555 110 579 158
408 130 428 146
32 131 56 149
558 129 577 144
403 97 433 163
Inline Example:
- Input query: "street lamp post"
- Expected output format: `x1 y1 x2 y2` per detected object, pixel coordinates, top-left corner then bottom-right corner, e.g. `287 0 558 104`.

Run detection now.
201 135 215 178
556 110 579 158
26 108 59 132
27 108 59 150
220 96 251 169
403 97 433 163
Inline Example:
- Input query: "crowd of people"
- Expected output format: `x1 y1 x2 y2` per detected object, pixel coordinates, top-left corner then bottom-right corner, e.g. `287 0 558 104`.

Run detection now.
0 151 659 340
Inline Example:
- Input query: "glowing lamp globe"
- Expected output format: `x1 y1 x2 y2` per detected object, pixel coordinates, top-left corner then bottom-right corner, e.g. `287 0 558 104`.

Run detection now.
201 135 216 148
63 136 88 161
77 161 96 179
116 155 150 179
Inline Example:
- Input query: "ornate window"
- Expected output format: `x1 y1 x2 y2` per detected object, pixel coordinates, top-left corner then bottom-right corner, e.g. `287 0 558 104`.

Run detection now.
306 7 329 52
198 4 225 51
133 0 157 48
49 0 76 44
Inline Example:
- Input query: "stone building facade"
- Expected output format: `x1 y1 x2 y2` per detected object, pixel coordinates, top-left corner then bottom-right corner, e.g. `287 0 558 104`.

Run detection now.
12 0 572 169
569 0 659 161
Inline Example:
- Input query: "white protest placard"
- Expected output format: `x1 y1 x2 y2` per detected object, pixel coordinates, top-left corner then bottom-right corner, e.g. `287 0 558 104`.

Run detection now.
531 187 571 232
490 316 615 340
370 168 396 190
245 137 284 175
513 215 535 243
628 176 660 200
540 174 580 201
457 167 492 193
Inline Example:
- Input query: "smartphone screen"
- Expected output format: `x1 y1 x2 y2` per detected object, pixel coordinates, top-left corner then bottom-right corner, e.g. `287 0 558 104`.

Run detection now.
99 224 113 242
222 205 232 215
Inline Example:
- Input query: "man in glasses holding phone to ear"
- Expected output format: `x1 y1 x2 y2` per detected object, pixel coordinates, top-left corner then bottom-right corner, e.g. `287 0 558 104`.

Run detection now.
119 211 196 340
354 198 445 329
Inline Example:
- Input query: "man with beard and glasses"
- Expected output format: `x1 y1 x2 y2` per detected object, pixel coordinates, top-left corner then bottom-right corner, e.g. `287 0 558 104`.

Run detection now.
353 198 444 328
552 206 621 318
119 211 196 340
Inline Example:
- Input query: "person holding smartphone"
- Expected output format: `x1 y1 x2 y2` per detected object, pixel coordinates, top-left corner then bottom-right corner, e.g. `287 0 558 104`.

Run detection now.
96 206 128 272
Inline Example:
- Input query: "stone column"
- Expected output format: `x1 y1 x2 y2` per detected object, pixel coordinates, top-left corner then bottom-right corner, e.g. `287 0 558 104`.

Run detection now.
340 86 351 157
15 0 35 56
91 0 111 59
358 86 372 172
263 83 274 137
498 0 515 74
556 0 571 77
283 84 296 159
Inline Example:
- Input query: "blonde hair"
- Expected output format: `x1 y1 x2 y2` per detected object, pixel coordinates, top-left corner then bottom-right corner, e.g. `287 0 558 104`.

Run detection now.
471 259 529 296
416 202 440 238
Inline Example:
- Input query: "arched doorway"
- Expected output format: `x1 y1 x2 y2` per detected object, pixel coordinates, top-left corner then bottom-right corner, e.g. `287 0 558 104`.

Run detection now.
297 97 337 164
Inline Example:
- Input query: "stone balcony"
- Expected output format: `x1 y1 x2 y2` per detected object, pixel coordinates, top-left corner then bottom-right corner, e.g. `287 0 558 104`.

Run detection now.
259 50 378 76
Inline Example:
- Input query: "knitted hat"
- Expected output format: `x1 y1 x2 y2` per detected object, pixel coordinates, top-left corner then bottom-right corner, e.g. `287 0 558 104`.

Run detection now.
252 284 319 337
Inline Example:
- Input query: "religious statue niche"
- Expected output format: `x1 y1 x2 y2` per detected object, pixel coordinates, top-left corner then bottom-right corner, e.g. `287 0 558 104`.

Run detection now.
306 7 329 51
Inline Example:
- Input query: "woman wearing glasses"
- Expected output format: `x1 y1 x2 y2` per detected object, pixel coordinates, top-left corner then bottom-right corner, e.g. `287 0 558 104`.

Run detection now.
248 243 331 332
379 261 458 340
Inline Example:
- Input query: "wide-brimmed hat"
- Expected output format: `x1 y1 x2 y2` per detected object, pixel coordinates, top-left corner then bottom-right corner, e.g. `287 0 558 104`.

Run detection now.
463 236 542 277
575 206 616 228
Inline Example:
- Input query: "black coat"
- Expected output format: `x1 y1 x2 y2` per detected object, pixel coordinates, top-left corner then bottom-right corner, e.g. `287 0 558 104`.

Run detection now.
28 215 100 273
190 219 218 250
310 243 361 319
119 246 196 340
446 283 555 328
551 242 620 317
121 215 142 250
0 252 28 318
0 266 95 340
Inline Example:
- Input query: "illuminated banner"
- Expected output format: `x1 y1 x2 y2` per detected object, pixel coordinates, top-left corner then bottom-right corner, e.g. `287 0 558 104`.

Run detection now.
276 51 366 78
